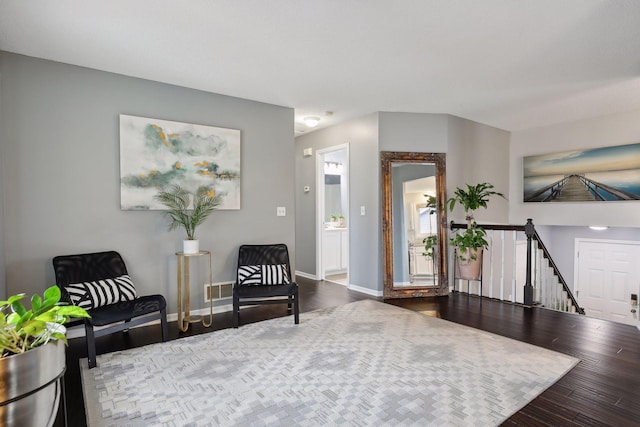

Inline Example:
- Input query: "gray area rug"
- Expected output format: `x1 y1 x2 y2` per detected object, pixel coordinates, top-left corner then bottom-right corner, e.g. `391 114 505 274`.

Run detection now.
80 300 578 426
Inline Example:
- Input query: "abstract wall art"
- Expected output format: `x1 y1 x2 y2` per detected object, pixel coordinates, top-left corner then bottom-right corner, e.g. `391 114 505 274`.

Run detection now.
120 115 241 210
523 142 640 202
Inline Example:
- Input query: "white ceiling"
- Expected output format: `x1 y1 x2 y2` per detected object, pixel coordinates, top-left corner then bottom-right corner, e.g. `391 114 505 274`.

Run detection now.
2 1 640 134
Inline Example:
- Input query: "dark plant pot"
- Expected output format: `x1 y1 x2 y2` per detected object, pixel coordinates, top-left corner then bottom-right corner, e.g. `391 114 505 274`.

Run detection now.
0 339 66 427
456 248 483 280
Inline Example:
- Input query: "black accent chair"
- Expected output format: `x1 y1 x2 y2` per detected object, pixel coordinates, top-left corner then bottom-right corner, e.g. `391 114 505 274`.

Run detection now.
233 244 299 328
53 251 168 368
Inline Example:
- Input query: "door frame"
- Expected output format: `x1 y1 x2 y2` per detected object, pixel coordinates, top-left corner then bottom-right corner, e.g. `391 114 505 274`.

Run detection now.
316 144 349 283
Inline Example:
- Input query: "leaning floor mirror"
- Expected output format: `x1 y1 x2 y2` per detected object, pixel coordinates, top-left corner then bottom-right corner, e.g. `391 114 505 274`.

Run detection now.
381 151 449 298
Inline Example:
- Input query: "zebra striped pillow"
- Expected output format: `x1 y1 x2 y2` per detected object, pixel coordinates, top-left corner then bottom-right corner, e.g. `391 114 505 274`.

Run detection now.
238 264 290 285
65 274 137 310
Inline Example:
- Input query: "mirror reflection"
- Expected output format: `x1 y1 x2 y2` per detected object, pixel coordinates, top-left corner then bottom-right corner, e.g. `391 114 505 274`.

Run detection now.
324 162 346 228
382 152 448 298
393 166 438 286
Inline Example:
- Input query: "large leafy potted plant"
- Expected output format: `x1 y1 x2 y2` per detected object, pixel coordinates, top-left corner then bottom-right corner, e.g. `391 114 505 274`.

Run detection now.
154 184 222 254
0 285 89 426
448 182 504 280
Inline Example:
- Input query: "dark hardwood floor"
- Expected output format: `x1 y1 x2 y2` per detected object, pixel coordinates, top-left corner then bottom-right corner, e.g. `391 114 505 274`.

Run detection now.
55 278 640 426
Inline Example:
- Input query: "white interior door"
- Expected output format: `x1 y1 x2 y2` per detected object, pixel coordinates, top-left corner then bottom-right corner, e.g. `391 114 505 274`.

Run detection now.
576 239 640 325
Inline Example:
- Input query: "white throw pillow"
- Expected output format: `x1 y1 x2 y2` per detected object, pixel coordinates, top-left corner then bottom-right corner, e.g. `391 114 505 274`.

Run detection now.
65 274 137 310
237 264 290 285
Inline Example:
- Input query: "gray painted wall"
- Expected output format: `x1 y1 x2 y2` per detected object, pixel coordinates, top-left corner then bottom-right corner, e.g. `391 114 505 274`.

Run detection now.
447 116 510 224
294 113 379 293
378 112 448 153
0 52 295 310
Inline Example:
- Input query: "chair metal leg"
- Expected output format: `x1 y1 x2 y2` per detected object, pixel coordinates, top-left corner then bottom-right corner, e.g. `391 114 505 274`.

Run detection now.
160 307 168 342
123 318 131 333
294 292 300 325
85 322 97 369
232 294 240 328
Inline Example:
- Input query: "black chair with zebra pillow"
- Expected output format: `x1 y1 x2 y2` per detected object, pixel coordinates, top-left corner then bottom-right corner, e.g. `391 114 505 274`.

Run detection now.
52 251 168 368
233 244 299 328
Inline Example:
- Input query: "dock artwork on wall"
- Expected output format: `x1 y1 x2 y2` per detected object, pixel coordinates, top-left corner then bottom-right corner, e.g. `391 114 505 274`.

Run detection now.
523 142 640 202
119 114 241 210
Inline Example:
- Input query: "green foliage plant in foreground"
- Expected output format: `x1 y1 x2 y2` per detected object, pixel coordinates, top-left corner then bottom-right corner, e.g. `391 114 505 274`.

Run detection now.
0 285 89 357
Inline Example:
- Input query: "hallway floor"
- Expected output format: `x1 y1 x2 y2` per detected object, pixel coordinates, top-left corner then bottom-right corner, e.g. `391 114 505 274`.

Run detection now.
324 272 347 285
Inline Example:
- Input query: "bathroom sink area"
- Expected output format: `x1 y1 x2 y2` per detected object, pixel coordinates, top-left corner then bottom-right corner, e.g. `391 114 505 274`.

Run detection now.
325 225 347 230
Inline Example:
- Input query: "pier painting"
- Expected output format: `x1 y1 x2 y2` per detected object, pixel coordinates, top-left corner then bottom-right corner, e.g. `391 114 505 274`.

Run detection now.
523 143 640 202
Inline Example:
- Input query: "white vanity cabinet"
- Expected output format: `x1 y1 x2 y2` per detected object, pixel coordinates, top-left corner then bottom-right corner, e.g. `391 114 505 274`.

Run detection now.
323 228 348 273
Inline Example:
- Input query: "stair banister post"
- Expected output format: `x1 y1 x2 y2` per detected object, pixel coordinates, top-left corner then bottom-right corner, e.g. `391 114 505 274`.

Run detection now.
524 218 535 306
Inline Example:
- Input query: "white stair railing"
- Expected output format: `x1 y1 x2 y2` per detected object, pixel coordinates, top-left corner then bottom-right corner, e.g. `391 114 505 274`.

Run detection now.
450 219 584 315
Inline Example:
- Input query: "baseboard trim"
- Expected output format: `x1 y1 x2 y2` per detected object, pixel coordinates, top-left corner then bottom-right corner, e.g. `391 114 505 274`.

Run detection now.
348 284 383 297
295 270 318 280
295 270 381 297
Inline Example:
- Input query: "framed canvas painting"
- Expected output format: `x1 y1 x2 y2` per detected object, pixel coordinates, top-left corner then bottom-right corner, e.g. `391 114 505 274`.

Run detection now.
120 115 241 210
523 142 640 202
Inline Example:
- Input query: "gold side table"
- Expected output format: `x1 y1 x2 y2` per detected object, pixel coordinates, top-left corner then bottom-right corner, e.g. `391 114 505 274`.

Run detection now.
176 250 213 332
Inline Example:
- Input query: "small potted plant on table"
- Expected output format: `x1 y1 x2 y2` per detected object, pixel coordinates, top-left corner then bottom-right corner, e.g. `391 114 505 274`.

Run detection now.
154 184 222 254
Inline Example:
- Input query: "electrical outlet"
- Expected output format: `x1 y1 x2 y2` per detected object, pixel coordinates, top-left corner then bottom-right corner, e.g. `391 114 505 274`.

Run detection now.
277 206 286 216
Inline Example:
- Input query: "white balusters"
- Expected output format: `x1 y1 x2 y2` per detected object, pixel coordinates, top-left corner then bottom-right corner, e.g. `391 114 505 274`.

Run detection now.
453 226 579 314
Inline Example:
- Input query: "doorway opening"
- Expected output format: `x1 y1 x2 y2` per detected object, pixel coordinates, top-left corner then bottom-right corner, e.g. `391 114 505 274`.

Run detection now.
316 144 349 286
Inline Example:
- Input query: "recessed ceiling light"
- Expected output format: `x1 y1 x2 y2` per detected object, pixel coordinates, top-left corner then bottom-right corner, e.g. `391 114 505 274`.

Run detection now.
589 226 608 231
304 116 320 127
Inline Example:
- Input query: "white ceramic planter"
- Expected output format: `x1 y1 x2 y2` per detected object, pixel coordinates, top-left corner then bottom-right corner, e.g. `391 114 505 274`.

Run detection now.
183 239 200 254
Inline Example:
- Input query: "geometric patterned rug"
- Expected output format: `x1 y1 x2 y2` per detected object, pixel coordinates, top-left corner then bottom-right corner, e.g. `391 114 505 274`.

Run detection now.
80 300 578 426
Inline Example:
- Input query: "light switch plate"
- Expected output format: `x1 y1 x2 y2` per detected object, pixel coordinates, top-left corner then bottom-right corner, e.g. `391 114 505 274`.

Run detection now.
277 206 286 216
360 206 365 216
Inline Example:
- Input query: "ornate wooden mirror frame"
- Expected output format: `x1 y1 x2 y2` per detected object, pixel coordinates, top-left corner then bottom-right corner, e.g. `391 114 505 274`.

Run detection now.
381 151 449 298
